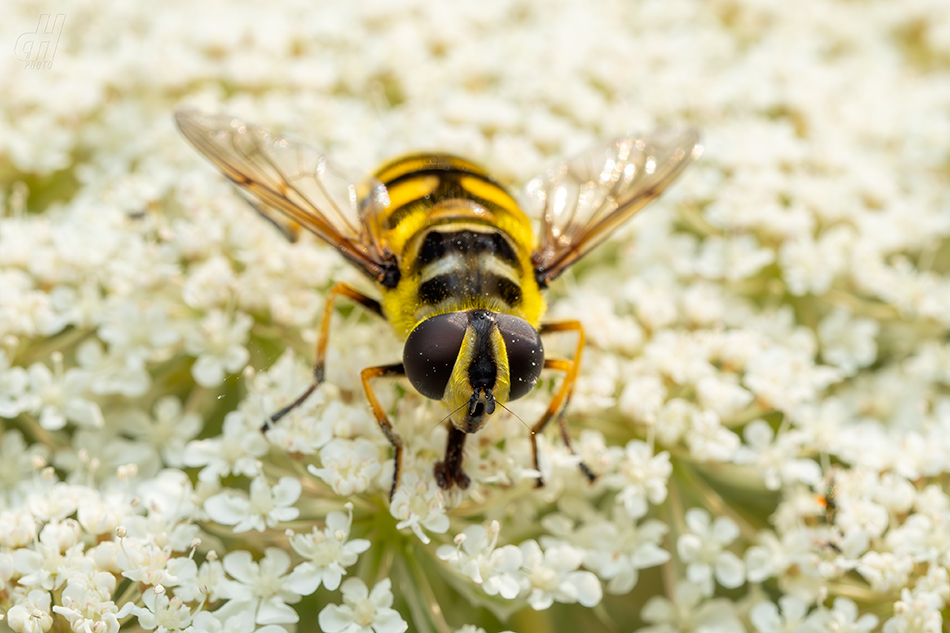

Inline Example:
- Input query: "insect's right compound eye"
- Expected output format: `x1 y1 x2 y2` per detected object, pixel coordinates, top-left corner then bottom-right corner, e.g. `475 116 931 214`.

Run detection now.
403 313 469 400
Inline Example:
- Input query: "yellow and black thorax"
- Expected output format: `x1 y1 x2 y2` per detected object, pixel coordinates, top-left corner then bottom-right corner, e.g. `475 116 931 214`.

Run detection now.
371 154 546 339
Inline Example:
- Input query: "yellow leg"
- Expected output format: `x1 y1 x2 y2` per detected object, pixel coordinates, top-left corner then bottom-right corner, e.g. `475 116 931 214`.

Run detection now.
264 283 383 429
531 320 597 487
361 363 407 500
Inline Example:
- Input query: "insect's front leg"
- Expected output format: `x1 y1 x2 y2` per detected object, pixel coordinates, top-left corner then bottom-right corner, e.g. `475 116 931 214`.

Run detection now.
434 425 470 491
264 282 384 430
360 362 407 501
531 320 598 487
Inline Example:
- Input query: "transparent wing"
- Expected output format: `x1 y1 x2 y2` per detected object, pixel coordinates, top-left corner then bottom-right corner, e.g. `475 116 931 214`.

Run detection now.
524 127 702 286
175 109 397 284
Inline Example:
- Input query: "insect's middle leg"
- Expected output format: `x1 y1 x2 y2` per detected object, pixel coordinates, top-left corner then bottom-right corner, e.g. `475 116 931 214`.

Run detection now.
531 320 598 487
360 363 407 501
264 282 383 430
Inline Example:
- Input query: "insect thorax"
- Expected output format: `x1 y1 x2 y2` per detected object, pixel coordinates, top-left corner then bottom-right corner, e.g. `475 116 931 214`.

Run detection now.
372 154 545 338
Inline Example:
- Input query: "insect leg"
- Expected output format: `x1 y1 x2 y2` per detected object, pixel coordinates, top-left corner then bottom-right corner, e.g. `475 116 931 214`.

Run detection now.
434 424 470 491
361 362 407 501
264 282 384 430
530 320 597 487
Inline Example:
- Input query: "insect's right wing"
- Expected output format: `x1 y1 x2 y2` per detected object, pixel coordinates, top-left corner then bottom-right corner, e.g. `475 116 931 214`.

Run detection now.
175 109 398 285
525 127 702 286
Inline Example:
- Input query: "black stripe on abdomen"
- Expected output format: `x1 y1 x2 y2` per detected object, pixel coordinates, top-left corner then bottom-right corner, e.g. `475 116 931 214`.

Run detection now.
415 230 520 270
418 270 523 308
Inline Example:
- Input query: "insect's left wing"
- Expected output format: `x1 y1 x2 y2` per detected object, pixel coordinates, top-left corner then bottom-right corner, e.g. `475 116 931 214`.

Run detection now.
525 127 702 286
175 109 398 285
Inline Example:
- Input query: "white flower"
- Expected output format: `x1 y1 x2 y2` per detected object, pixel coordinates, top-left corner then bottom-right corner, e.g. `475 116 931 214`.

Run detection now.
117 585 195 633
24 355 103 430
389 471 450 545
184 309 253 387
749 595 811 633
818 309 879 375
694 234 774 281
436 522 525 600
734 420 821 490
317 577 408 633
5 589 54 633
97 301 181 369
744 346 840 413
215 548 301 625
182 411 269 483
686 409 740 463
204 475 301 533
519 540 602 610
695 374 753 420
116 541 196 588
617 374 666 425
308 438 384 496
638 581 744 633
856 551 913 593
882 587 944 633
122 396 202 468
578 516 670 594
53 582 121 633
285 505 370 594
601 440 672 519
0 352 30 418
676 508 745 594
812 597 878 633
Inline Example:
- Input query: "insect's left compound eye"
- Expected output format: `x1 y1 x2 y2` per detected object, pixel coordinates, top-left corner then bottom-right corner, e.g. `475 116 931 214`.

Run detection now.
495 314 544 400
403 313 469 400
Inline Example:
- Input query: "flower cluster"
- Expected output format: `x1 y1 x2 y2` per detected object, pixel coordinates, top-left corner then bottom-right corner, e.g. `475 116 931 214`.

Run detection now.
3 0 950 630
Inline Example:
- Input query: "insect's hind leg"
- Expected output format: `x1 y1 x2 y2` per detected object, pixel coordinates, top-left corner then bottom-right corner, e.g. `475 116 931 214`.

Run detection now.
530 320 598 487
263 282 384 431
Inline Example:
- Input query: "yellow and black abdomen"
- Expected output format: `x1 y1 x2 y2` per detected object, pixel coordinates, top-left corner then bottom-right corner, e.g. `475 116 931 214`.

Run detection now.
372 154 546 338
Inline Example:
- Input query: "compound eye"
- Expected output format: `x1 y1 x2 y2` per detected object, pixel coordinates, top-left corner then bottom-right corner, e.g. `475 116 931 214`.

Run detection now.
495 314 544 400
403 313 469 400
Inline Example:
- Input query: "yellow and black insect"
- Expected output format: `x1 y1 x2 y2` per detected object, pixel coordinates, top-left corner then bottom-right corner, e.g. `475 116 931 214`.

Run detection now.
175 110 702 499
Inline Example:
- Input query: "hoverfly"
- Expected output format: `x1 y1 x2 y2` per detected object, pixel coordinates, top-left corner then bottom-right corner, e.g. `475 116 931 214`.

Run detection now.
175 110 702 499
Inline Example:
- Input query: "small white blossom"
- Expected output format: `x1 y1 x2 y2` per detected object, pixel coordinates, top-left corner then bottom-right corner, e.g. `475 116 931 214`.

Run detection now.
638 581 744 633
204 475 301 533
436 523 525 600
5 589 54 633
117 586 193 633
183 411 269 483
308 438 384 496
122 396 202 468
749 595 812 633
578 516 670 594
812 597 878 633
184 310 253 387
882 587 944 633
53 582 121 633
856 551 914 593
389 472 450 545
818 309 879 375
734 420 822 490
285 505 370 594
519 539 602 610
601 440 672 519
215 548 302 625
23 357 103 430
677 508 745 594
686 409 740 463
317 577 408 633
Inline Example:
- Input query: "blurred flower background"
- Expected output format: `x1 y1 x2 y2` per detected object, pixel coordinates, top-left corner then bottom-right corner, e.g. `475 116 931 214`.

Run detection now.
2 0 950 631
